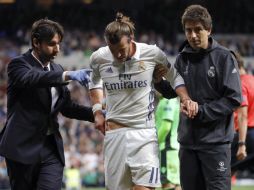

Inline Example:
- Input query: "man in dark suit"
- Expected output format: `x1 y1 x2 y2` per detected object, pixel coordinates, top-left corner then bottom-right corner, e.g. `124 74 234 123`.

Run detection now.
0 18 94 190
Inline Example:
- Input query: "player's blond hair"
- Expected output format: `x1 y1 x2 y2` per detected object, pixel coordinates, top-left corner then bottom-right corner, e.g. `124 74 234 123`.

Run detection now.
104 12 135 44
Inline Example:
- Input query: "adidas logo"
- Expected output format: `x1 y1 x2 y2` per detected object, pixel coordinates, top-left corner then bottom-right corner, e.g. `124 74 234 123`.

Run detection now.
232 68 237 73
106 67 113 73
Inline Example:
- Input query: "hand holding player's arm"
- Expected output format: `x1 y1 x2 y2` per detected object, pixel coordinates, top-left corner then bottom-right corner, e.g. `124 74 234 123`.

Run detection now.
175 86 198 118
163 60 198 118
236 106 248 160
89 89 106 135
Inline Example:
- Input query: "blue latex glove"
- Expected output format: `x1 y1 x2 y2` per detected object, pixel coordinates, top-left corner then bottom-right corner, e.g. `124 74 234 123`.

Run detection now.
68 69 92 87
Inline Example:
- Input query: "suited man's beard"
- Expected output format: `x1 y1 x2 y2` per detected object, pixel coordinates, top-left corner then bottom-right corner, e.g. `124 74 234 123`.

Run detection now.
38 52 57 64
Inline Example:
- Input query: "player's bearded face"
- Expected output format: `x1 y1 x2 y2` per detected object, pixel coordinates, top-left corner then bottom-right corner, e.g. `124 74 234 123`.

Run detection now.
184 20 211 50
109 36 131 62
36 34 60 63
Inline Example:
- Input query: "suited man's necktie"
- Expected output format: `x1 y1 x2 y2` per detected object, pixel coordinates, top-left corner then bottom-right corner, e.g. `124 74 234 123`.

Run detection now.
43 66 52 105
43 67 49 71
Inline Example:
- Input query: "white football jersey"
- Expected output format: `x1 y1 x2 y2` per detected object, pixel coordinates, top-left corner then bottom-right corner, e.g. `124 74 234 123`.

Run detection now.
89 42 184 128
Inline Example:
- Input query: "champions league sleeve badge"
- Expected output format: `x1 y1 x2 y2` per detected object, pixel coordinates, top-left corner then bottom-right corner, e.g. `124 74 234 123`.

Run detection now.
207 66 215 78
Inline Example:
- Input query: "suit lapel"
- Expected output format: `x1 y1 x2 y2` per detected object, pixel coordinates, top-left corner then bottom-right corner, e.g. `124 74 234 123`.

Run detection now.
25 50 65 113
24 50 52 111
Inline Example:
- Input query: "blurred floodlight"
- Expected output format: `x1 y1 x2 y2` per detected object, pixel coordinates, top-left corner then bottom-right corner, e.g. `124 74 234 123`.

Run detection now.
0 0 15 3
82 0 93 5
36 0 53 9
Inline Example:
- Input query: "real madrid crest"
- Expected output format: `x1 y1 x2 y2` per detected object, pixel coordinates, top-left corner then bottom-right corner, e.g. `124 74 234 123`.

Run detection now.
207 66 215 78
139 61 146 71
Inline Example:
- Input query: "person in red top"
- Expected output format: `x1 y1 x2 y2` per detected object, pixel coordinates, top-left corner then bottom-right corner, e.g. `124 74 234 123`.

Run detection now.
231 52 254 173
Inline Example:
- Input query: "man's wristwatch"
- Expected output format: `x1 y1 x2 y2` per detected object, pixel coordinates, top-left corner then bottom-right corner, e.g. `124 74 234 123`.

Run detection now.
238 141 246 146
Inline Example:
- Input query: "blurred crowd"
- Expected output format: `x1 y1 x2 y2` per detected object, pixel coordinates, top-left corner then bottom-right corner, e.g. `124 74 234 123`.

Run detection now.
0 30 254 188
2 28 254 57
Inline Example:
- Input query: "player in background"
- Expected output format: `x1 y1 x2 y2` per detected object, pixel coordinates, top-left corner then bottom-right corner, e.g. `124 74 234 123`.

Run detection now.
89 12 198 190
155 97 181 190
231 52 254 175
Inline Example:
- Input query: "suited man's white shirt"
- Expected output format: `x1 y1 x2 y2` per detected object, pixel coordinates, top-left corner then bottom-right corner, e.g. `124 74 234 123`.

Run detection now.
31 51 59 112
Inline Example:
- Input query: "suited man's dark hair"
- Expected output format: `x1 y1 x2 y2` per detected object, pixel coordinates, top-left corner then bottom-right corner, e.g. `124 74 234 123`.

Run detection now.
31 18 64 48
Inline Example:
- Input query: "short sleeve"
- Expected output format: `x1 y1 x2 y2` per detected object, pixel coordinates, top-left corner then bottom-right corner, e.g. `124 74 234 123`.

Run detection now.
89 52 103 89
154 46 184 89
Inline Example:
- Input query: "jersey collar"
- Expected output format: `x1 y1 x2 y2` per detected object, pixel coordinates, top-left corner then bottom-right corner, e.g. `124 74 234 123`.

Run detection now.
131 41 140 60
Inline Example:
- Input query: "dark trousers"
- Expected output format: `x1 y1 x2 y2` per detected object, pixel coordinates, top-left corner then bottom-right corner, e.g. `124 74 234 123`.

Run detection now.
231 128 254 172
179 144 231 190
6 135 64 190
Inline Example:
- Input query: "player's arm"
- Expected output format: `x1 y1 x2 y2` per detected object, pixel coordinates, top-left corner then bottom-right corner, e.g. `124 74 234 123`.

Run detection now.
88 52 106 134
153 49 198 118
153 64 177 99
236 106 248 160
164 61 191 103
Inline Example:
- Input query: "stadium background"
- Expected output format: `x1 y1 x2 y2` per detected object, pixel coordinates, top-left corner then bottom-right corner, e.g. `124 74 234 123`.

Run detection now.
0 0 254 189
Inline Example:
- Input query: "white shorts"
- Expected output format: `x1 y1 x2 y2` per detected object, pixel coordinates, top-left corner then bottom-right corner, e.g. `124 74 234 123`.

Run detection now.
104 127 161 190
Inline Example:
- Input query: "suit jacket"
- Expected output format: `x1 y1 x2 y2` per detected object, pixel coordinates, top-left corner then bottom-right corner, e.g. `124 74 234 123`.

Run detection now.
0 50 94 165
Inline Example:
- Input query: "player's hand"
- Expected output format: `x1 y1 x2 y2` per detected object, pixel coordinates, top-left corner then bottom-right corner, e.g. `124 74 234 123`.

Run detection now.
236 145 247 161
66 69 92 87
181 99 198 118
153 64 167 83
94 111 106 135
